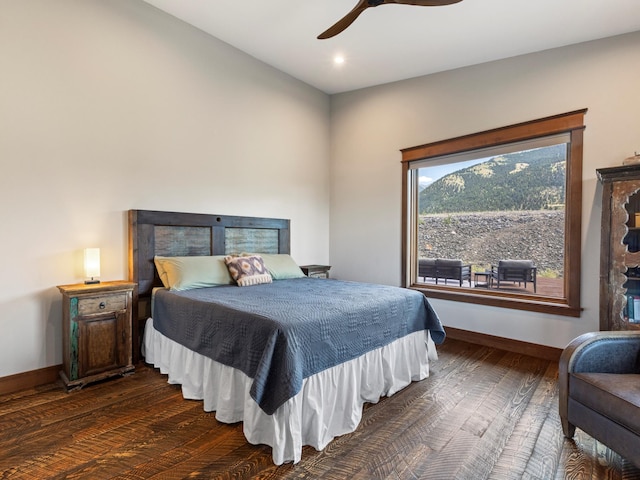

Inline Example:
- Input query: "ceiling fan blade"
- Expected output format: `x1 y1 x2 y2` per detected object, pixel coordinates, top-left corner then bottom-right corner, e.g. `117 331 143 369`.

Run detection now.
385 0 463 5
318 1 370 39
317 0 463 39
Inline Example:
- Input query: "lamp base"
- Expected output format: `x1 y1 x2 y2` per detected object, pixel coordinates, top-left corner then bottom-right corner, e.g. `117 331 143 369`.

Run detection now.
84 279 100 285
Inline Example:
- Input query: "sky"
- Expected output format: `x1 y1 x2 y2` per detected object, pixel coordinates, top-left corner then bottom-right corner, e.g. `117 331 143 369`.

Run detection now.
418 157 488 189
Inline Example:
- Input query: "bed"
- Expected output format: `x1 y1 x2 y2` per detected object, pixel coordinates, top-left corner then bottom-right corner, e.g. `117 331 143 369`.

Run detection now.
128 209 445 464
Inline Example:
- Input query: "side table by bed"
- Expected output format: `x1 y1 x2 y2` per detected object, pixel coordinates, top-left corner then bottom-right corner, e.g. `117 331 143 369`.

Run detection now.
57 281 136 391
300 264 331 279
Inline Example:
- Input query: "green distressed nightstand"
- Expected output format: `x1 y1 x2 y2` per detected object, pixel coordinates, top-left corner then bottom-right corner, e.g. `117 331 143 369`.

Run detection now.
57 281 136 391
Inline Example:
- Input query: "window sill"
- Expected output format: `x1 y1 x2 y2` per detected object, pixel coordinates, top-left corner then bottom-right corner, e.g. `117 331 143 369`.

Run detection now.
410 284 581 317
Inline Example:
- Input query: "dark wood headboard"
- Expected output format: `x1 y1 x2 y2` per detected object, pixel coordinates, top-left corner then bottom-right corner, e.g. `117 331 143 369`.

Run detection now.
128 209 291 362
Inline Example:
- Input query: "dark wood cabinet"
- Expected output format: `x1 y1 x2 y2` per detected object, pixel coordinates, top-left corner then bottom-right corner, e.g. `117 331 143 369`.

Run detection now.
597 165 640 331
58 281 136 390
300 264 331 279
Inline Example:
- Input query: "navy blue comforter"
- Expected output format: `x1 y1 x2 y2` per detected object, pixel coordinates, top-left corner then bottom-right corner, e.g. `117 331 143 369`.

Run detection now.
153 278 444 415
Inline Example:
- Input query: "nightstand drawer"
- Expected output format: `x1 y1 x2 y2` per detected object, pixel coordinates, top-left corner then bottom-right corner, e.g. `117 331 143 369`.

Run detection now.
78 294 127 315
308 271 329 279
300 264 331 279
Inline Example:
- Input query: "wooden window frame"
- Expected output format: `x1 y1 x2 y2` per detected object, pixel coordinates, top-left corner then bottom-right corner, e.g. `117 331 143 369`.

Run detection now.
401 110 586 317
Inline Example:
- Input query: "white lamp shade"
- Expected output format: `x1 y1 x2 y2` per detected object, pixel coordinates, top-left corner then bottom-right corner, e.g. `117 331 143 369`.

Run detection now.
84 248 101 281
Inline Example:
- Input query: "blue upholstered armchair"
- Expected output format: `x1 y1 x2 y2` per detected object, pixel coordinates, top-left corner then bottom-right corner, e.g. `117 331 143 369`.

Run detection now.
559 331 640 468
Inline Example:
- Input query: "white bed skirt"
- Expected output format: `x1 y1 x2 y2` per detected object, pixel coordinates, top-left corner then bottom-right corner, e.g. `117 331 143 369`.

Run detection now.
142 318 438 464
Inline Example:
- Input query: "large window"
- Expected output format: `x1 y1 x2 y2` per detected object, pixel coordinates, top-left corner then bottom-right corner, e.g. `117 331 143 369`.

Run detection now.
401 110 586 316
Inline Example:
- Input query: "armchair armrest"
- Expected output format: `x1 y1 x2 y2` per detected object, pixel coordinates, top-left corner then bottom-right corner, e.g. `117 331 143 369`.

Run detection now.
560 331 640 375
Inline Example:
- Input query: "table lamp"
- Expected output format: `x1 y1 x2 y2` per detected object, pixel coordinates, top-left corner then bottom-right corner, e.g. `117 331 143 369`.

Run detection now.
84 248 101 284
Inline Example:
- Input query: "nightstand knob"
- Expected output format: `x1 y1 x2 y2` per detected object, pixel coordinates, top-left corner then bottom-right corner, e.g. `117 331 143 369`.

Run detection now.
99 302 106 309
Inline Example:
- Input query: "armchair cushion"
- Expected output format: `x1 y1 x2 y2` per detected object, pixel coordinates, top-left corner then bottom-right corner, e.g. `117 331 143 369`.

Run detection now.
570 373 640 436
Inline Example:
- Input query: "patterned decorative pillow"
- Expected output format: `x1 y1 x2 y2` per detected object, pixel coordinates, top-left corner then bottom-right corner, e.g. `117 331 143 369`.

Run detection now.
224 255 273 287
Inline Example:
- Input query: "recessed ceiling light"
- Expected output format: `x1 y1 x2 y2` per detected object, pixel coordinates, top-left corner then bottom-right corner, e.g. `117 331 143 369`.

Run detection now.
334 55 345 65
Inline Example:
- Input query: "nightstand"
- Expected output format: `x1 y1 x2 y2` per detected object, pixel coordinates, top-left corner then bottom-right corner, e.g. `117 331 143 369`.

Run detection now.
300 264 331 279
57 281 136 391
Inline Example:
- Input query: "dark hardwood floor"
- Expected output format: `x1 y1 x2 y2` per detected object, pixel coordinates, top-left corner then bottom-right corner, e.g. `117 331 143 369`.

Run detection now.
1 338 639 479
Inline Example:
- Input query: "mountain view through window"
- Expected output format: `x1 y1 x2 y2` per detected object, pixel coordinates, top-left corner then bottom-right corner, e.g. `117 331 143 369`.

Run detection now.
416 143 566 298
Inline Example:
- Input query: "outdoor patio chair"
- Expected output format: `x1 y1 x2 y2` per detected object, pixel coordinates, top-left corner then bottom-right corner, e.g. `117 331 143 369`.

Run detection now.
418 258 437 281
491 259 537 292
434 258 472 287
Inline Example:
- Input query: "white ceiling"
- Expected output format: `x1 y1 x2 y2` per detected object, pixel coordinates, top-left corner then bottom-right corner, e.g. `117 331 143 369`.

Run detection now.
141 0 640 94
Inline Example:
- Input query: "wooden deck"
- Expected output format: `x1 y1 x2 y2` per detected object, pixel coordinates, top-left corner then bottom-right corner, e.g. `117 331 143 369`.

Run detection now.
1 338 638 479
487 276 564 297
421 276 565 298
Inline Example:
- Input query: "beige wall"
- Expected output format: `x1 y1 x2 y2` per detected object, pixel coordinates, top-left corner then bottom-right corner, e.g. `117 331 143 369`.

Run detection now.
0 1 330 377
329 31 640 349
2 1 639 379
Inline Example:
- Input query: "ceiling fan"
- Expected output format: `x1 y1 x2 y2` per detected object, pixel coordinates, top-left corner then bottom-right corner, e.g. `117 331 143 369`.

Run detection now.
318 0 463 39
